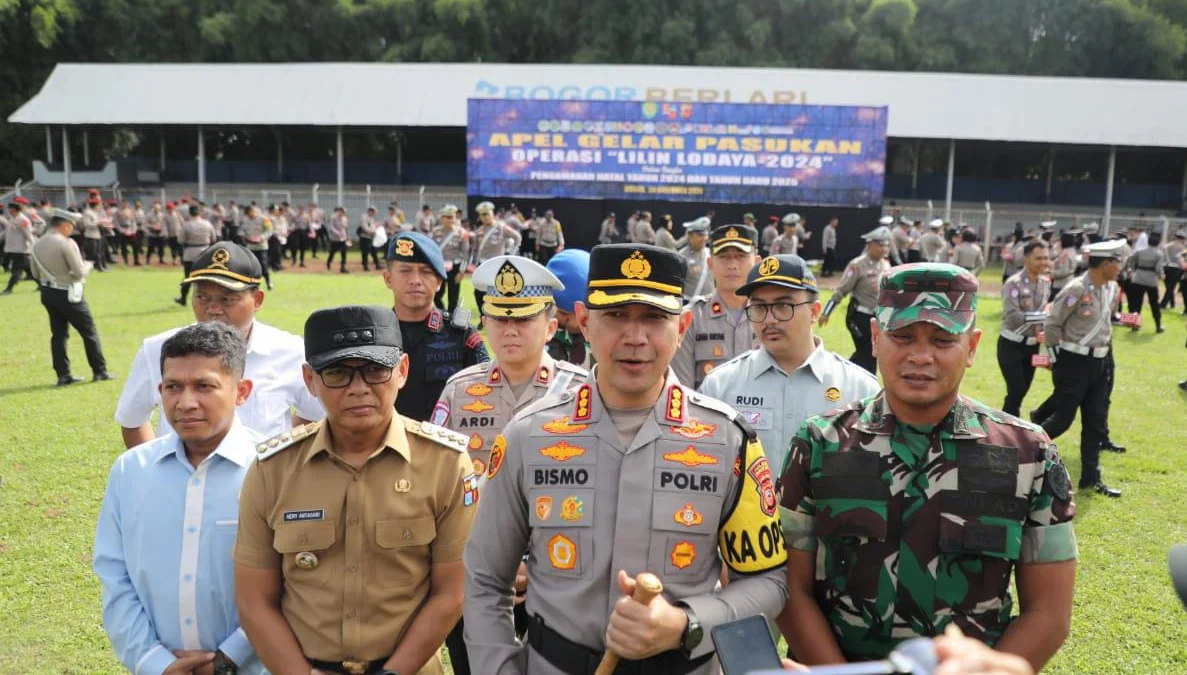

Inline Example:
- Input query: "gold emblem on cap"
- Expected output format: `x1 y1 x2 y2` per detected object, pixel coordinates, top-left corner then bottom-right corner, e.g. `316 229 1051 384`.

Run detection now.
396 239 414 257
295 551 319 570
210 248 231 268
394 479 411 493
759 257 779 276
726 227 739 239
621 251 652 280
494 261 525 296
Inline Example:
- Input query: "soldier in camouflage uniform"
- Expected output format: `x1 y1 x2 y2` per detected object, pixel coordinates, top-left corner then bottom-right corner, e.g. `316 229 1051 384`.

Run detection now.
777 262 1077 672
819 225 893 374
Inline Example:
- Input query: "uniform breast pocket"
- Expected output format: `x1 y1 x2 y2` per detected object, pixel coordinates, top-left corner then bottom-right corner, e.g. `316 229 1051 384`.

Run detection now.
375 516 437 586
693 342 726 377
530 488 594 580
649 493 719 579
245 380 288 427
274 523 336 587
813 458 890 595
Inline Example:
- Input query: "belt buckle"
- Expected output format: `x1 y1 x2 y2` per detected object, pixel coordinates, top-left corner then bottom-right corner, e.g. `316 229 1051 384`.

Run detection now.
341 660 369 675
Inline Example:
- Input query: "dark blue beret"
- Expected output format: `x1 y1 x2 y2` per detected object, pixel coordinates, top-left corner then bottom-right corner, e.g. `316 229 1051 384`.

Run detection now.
386 231 446 280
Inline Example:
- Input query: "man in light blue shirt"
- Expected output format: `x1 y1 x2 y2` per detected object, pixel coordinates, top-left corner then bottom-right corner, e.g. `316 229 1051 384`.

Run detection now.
700 255 879 475
95 322 264 675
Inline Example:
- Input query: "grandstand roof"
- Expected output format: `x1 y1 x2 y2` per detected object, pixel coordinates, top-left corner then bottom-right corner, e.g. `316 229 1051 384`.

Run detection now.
10 62 1187 147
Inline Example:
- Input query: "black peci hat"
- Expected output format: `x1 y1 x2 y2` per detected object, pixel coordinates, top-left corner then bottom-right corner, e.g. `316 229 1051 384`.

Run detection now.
304 305 403 371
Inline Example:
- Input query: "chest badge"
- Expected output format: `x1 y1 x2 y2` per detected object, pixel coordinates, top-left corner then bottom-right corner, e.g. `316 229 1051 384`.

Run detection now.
663 446 719 468
295 551 319 570
548 533 577 570
535 496 553 521
560 496 585 522
542 416 589 435
670 419 717 439
670 541 696 570
674 503 704 527
472 458 487 476
465 382 493 397
462 399 495 414
540 441 586 462
394 479 411 493
825 387 841 402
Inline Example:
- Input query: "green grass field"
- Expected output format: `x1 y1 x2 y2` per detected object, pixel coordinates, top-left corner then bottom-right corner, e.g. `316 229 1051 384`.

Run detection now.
1 263 1185 673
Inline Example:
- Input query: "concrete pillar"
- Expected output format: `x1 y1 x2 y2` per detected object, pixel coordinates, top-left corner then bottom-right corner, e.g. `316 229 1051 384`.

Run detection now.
336 127 344 206
1045 147 1056 203
944 139 956 223
83 130 90 166
159 132 166 172
911 139 921 198
62 128 73 206
45 126 53 163
1103 146 1117 236
198 125 206 202
277 130 284 181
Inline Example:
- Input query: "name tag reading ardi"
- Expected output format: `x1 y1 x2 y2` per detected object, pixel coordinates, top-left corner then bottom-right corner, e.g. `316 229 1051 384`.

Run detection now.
283 509 325 522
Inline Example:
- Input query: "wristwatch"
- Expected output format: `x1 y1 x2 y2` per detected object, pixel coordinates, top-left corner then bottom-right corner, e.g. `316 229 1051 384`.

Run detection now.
679 606 703 657
212 651 238 675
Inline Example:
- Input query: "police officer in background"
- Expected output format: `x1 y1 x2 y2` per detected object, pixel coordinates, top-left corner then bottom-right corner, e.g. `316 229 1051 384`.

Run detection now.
463 243 788 675
597 212 619 245
819 225 893 374
1160 229 1186 309
174 205 219 306
997 241 1052 417
434 255 589 675
699 255 878 475
470 202 523 307
678 219 714 301
384 231 489 422
1124 232 1166 333
1032 239 1127 498
234 305 477 675
2 201 35 294
239 204 274 290
917 219 946 262
769 213 802 256
545 248 593 369
358 206 381 272
952 229 987 275
430 205 471 313
778 263 1077 671
30 209 113 385
760 215 780 257
819 217 839 276
672 225 759 388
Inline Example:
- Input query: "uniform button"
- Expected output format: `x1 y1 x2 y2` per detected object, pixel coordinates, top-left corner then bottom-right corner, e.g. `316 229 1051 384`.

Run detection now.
347 608 357 618
187 526 197 534
184 617 193 625
191 478 201 486
298 534 307 544
350 563 359 573
184 574 193 582
349 517 360 526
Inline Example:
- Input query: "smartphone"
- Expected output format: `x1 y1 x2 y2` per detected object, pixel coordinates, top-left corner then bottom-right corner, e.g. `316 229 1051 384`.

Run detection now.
710 614 784 675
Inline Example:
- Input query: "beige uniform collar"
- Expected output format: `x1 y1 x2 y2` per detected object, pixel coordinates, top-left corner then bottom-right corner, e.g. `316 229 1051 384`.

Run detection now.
302 414 412 466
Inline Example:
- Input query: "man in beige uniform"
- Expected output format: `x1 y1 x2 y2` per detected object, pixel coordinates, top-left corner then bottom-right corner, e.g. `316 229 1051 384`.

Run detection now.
952 230 987 275
672 225 759 388
463 243 788 675
678 219 714 301
535 210 565 264
998 241 1053 417
174 205 219 306
30 209 112 385
430 205 471 313
819 225 893 374
597 212 618 245
917 219 946 262
434 255 588 675
769 213 801 256
470 202 523 308
235 305 477 675
81 197 108 270
633 211 656 245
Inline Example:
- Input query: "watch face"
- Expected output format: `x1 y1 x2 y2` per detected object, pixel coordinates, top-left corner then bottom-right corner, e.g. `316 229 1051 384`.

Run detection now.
688 622 705 648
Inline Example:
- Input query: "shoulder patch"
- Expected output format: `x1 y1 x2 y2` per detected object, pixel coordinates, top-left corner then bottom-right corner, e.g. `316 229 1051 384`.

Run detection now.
411 421 469 452
256 421 322 461
465 330 484 350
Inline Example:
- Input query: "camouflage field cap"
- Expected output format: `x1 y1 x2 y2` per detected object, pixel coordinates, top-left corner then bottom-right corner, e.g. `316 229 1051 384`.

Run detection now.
875 263 978 333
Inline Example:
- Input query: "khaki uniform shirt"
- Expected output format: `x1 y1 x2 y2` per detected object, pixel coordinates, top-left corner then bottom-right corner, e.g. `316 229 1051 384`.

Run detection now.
536 219 564 247
891 227 912 264
633 219 656 245
180 218 218 262
679 246 714 300
597 218 618 245
31 231 91 283
416 213 434 234
462 372 788 674
1125 247 1166 288
239 216 271 252
821 225 837 252
952 242 986 274
471 223 522 265
329 214 350 243
358 214 378 238
769 232 797 256
761 225 779 254
1001 272 1052 339
4 213 33 254
1163 241 1185 269
1045 274 1119 352
672 292 756 389
82 207 103 240
234 417 476 667
1051 245 1079 289
431 226 471 268
830 253 891 314
655 228 678 251
918 232 945 262
116 208 136 236
433 356 589 491
166 212 183 238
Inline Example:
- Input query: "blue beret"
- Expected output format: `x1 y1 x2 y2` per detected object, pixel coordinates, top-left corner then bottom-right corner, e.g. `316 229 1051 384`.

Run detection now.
386 231 445 279
545 249 590 313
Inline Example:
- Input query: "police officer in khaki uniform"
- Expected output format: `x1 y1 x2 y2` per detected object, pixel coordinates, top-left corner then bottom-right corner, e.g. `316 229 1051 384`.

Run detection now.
998 240 1052 417
174 205 219 306
819 225 893 374
463 243 788 675
430 205 471 313
434 255 589 675
769 213 801 256
239 205 274 289
535 210 565 264
917 219 946 262
678 219 713 300
1032 240 1127 498
672 225 759 388
235 305 477 675
471 202 523 306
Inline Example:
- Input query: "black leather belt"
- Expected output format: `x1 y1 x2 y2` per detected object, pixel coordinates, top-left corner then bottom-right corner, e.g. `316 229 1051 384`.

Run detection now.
527 614 712 675
307 656 391 675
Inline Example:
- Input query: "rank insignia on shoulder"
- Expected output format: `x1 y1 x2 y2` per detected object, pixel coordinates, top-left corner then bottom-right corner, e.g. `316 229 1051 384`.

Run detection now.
256 421 321 460
412 421 468 452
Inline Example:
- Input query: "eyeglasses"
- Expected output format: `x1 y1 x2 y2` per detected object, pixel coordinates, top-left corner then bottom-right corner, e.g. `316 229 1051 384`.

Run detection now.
744 301 813 322
317 363 395 388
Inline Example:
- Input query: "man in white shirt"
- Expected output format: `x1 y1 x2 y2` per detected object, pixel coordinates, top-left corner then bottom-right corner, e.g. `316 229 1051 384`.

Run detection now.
116 242 323 447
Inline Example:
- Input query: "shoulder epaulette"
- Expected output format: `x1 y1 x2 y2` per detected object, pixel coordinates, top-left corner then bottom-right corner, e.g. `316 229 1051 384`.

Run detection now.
686 390 757 440
410 420 469 452
555 360 590 377
446 361 491 385
256 421 322 461
521 388 574 418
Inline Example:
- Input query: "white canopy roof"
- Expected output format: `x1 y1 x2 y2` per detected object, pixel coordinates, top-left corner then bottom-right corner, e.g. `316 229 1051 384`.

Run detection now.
11 62 1187 147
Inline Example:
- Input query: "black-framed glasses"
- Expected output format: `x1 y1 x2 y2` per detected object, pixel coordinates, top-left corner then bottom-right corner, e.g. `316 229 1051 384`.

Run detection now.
744 301 813 322
317 363 395 388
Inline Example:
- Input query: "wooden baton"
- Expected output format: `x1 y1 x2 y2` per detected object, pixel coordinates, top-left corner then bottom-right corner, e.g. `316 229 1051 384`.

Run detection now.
594 572 665 675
